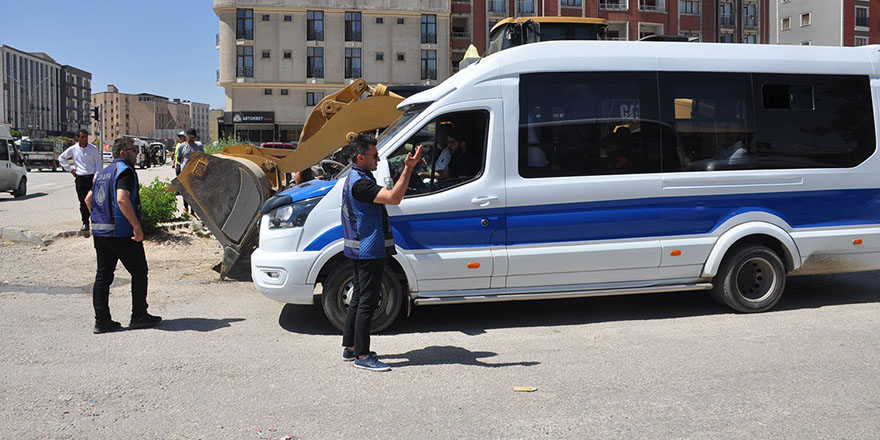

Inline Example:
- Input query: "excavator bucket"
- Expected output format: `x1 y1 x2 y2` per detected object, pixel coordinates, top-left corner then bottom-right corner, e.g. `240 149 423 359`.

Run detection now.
170 151 271 279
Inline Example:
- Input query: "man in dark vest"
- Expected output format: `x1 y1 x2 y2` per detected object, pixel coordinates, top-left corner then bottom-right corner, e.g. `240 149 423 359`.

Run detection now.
341 134 421 371
85 137 162 334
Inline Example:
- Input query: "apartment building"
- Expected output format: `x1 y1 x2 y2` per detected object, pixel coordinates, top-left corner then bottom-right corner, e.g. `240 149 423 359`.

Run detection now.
451 0 769 70
90 85 192 145
1 45 64 138
183 100 212 143
60 65 92 135
770 0 879 46
214 0 451 143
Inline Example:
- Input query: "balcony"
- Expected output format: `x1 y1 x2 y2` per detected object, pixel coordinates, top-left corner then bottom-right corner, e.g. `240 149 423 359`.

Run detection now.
743 16 757 28
517 0 536 14
600 1 628 11
856 17 869 28
487 0 505 13
236 67 253 78
720 15 735 27
307 30 324 41
236 30 253 40
422 32 438 44
452 31 470 38
345 31 362 42
639 1 664 12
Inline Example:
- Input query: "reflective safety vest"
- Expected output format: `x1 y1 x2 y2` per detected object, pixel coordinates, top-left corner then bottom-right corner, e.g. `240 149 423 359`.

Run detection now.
90 158 141 237
341 166 395 259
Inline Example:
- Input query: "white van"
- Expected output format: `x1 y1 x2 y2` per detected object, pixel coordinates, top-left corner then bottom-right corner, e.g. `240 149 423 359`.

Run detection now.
0 126 27 198
252 41 880 332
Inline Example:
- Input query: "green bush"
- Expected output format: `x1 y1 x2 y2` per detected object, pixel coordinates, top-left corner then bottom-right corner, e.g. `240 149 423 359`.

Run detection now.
139 177 178 235
204 135 254 155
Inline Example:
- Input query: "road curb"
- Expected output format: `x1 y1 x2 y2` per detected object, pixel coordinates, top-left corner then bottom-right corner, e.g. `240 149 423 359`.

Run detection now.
0 221 203 246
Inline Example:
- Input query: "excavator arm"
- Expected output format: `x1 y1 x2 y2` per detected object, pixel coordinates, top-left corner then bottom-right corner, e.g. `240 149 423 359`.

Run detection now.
170 79 404 278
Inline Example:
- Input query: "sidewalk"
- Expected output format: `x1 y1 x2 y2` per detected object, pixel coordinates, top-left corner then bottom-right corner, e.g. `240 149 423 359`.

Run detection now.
0 165 180 244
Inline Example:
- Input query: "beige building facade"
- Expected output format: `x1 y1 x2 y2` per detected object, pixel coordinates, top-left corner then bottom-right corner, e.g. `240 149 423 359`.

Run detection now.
214 0 451 143
1 45 63 138
90 85 193 147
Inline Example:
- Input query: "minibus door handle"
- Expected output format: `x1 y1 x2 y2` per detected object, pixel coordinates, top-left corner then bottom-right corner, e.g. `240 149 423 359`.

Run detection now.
471 195 499 207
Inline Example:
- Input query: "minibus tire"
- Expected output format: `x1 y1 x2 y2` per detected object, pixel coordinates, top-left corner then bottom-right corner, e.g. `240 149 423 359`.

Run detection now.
711 244 786 313
12 177 26 198
321 261 403 333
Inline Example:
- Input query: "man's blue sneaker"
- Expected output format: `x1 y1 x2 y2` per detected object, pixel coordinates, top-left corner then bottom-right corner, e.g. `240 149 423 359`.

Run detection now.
343 348 376 361
353 354 391 372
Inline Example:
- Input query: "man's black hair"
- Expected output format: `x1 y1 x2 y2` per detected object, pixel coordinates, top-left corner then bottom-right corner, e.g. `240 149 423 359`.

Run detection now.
76 128 90 137
112 137 132 158
348 133 378 163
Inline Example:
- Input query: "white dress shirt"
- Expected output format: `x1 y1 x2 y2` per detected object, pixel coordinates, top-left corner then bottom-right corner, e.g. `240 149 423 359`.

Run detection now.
59 143 103 176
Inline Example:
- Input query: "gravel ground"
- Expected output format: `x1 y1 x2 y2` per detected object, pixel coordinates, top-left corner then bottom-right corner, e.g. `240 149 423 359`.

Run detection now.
2 234 880 439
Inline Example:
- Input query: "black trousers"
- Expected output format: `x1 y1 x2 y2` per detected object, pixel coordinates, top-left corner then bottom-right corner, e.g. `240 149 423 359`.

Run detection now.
342 258 384 356
92 236 149 324
75 175 94 224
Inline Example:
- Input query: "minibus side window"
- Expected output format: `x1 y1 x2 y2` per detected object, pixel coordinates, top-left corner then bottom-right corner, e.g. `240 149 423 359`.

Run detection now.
753 73 874 168
386 110 489 195
658 72 755 172
0 139 8 163
518 71 661 178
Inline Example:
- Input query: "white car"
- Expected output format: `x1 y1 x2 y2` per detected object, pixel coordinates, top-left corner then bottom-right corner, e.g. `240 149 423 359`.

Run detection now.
0 126 27 197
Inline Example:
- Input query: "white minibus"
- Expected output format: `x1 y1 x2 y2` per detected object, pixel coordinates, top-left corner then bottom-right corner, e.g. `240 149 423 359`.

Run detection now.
252 41 880 332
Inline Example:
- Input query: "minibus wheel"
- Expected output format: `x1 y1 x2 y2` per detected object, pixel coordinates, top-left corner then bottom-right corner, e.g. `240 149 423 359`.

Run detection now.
711 244 786 313
12 177 26 198
321 261 403 333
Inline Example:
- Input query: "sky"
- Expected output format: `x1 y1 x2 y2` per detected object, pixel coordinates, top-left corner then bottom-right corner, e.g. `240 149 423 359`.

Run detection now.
1 0 224 109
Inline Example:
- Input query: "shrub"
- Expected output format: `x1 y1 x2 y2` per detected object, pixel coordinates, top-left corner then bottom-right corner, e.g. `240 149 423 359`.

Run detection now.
204 135 254 155
139 177 178 235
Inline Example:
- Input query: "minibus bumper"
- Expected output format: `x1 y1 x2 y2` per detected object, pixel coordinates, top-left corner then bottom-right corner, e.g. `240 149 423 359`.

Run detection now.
251 248 317 305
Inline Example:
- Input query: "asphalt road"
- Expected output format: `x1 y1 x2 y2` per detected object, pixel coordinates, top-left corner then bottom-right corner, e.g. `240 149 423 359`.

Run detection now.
1 162 879 438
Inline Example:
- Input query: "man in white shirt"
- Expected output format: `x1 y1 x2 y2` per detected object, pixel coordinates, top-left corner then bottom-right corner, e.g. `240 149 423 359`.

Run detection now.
59 129 103 231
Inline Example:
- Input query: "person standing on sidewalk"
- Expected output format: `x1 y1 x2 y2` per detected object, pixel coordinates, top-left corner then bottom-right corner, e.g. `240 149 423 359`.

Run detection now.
172 131 186 175
58 129 103 232
340 133 421 372
84 137 162 334
176 128 204 215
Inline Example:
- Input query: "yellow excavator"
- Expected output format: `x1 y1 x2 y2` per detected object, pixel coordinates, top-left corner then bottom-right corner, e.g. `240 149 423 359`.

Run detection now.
169 80 405 278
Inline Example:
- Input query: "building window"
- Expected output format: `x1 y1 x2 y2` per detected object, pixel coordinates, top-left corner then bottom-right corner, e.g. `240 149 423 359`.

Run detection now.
345 11 362 42
376 17 384 24
801 41 811 45
719 33 734 43
421 15 437 44
264 89 272 95
262 14 270 21
855 7 869 27
800 13 811 27
281 89 289 96
720 2 734 26
306 92 324 106
518 0 536 13
376 52 384 61
236 9 254 40
283 51 292 59
307 11 324 41
743 3 757 26
307 47 324 78
284 15 292 22
855 37 868 46
397 18 405 24
237 46 253 77
680 0 699 14
781 17 791 31
397 53 406 61
345 48 362 79
488 0 507 12
421 50 437 80
262 50 270 59
561 0 581 6
744 34 757 44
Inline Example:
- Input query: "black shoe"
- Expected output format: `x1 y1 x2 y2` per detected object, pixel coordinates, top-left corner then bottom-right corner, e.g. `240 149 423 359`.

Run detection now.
93 320 122 334
129 313 162 329
80 223 89 231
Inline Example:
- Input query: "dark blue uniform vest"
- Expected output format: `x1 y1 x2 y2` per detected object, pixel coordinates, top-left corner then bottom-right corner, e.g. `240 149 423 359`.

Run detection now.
342 166 395 259
90 158 141 237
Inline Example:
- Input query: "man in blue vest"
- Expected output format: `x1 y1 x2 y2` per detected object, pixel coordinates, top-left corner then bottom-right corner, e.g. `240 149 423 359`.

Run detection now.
341 133 421 371
85 137 162 334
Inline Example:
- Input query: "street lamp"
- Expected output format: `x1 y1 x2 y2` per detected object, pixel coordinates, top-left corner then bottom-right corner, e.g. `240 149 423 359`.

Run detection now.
7 74 54 138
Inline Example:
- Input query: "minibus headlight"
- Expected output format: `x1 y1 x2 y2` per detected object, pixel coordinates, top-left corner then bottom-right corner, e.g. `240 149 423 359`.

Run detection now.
268 197 320 229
